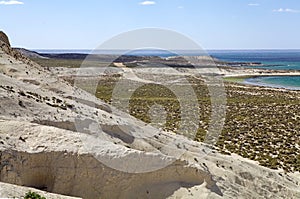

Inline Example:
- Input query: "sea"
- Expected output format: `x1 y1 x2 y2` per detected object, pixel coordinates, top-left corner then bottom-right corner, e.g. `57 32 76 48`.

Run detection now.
210 50 300 90
35 49 300 90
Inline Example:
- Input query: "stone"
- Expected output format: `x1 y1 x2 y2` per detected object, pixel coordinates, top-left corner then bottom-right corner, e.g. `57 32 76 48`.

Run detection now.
0 31 10 46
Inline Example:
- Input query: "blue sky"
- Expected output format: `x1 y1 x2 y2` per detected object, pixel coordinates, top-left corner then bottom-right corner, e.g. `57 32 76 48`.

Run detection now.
1 0 300 49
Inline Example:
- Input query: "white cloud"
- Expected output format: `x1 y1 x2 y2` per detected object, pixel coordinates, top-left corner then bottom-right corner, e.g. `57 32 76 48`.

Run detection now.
0 0 24 5
248 3 259 6
139 1 156 6
273 8 299 13
177 6 184 9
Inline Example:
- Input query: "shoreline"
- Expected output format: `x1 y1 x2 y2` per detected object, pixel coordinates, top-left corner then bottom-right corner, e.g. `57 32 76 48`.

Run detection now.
244 76 300 91
222 69 300 91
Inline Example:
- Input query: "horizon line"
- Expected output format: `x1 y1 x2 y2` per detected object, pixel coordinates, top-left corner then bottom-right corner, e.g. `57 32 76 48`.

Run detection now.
29 48 300 51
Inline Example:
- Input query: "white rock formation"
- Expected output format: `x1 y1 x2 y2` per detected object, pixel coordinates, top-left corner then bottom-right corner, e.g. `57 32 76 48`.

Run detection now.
0 182 80 199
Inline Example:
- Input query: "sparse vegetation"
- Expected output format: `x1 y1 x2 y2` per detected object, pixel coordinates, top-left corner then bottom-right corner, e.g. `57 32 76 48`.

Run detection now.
220 83 300 172
66 74 300 172
223 76 250 83
24 191 46 199
30 58 83 68
30 57 111 68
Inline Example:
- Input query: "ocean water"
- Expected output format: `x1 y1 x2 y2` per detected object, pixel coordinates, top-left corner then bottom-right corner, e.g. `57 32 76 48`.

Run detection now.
36 49 206 57
208 50 300 90
245 76 300 90
35 49 300 90
209 50 300 70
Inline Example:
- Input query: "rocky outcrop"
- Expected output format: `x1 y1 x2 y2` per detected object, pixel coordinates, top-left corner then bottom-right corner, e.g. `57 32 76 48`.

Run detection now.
0 31 10 46
0 182 80 199
1 120 299 199
14 48 48 59
0 121 219 199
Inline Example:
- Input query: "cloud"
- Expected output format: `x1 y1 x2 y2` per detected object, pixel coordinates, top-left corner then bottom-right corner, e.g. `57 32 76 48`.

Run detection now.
0 0 23 5
139 1 156 6
177 6 184 9
273 8 299 13
248 3 259 6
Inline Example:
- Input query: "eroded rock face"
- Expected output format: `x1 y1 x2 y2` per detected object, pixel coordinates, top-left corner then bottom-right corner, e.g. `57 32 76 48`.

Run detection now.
0 31 10 46
0 120 221 199
1 120 299 199
0 182 80 199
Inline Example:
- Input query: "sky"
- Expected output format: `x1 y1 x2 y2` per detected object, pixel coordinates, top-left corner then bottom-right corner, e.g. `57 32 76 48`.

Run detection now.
1 0 300 50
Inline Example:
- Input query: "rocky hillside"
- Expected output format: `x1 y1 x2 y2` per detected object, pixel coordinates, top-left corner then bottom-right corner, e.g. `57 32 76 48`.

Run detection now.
0 31 10 46
14 48 48 59
0 32 299 199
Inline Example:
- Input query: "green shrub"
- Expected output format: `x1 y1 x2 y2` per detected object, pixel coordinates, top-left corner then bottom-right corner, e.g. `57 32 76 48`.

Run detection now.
24 191 46 199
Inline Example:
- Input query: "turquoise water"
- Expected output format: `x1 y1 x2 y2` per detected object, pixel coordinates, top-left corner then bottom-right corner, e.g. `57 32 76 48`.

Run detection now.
209 50 300 90
245 76 300 90
209 50 300 70
245 61 300 70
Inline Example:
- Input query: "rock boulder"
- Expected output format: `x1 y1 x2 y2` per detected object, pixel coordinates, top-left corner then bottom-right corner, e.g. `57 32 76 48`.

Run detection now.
0 31 10 46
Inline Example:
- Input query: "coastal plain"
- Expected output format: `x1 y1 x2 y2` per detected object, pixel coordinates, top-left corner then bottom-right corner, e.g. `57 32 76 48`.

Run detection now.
0 33 299 198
